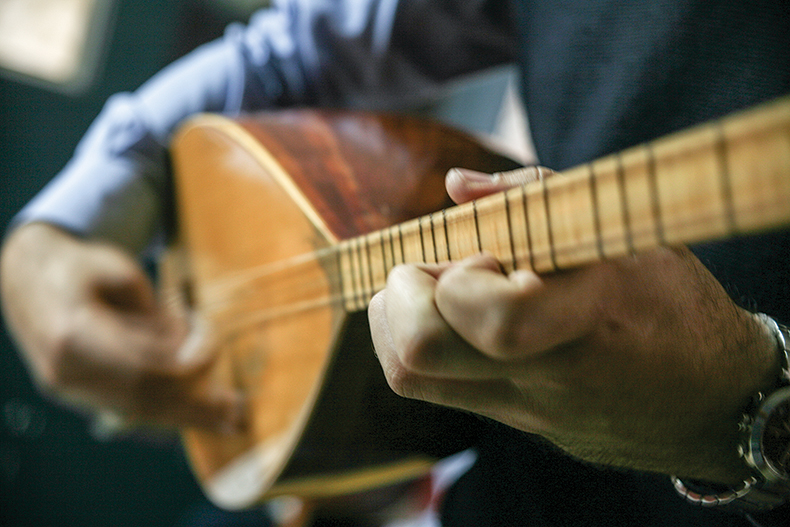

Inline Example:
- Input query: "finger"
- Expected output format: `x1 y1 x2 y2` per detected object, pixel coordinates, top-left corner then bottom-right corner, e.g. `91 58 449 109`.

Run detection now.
123 313 246 433
370 265 504 379
86 251 216 374
131 367 247 434
445 166 554 204
371 290 543 428
69 292 185 372
373 352 547 435
89 250 158 313
435 254 599 360
61 317 244 433
62 287 246 433
369 290 409 388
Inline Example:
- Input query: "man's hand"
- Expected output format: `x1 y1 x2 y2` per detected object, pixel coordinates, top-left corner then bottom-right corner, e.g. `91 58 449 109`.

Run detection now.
0 223 244 433
369 168 782 485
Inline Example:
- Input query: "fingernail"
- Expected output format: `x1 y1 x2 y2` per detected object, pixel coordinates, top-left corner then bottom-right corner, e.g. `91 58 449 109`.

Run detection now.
509 270 541 289
451 168 495 183
176 317 213 367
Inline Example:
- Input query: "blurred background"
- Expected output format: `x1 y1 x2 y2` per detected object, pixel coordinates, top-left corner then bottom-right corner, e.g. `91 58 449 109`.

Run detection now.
0 2 273 526
0 1 530 526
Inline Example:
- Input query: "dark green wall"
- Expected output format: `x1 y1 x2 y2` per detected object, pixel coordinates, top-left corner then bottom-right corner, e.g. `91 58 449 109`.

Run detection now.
0 2 269 526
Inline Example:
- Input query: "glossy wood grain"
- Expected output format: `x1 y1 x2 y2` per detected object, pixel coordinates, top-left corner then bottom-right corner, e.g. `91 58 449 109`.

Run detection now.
167 96 790 510
167 110 516 509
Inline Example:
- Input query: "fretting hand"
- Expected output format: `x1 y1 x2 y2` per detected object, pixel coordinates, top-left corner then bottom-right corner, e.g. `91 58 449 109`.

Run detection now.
369 167 782 485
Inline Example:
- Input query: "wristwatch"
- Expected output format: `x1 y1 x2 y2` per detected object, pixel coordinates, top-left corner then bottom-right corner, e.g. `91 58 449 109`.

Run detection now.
737 314 790 510
672 314 790 511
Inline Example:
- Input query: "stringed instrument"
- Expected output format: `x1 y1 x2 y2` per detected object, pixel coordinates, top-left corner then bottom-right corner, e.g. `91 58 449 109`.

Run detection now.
165 96 790 510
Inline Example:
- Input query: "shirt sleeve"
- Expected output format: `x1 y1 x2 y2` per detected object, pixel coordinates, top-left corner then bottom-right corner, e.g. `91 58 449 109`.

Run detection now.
12 0 516 254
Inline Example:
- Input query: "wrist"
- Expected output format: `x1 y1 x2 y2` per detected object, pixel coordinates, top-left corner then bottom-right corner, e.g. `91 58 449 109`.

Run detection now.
673 313 790 511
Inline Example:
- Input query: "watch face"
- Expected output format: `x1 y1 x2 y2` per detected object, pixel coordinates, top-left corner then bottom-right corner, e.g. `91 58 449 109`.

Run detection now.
761 390 790 478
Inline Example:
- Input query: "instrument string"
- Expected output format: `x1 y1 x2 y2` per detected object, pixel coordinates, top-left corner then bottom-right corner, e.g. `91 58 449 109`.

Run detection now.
194 197 754 331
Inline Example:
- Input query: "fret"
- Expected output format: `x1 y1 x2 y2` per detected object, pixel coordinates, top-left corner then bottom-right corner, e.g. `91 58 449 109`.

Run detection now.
393 224 404 266
504 191 517 271
505 185 533 271
472 200 483 253
431 211 451 263
367 235 379 297
400 219 425 264
645 142 666 245
444 203 478 261
444 207 457 262
365 235 375 298
418 217 427 263
337 241 355 311
476 193 517 272
589 156 628 258
380 228 392 276
541 171 558 270
588 164 605 260
652 125 730 245
443 209 452 261
355 236 371 303
384 227 393 269
524 176 553 272
350 238 364 311
545 165 598 269
619 146 660 251
521 185 535 270
420 216 437 263
615 152 635 255
429 214 439 263
367 232 387 293
715 122 737 235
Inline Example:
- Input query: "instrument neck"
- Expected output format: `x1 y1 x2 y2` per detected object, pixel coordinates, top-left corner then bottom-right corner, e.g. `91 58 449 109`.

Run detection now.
336 96 790 312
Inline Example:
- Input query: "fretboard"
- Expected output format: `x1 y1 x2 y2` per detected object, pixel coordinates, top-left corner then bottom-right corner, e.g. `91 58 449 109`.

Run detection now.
336 96 790 312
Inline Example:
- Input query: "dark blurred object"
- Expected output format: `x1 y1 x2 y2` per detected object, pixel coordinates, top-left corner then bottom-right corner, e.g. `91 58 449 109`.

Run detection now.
174 0 267 58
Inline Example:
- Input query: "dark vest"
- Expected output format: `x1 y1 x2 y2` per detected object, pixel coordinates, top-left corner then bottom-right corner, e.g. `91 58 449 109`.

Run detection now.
442 2 790 526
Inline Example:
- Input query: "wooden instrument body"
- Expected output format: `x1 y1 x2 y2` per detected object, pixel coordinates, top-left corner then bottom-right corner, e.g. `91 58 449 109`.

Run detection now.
166 110 517 509
167 96 790 510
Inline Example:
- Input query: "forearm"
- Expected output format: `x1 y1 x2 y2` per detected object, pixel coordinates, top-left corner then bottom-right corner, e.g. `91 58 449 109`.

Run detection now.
12 0 515 257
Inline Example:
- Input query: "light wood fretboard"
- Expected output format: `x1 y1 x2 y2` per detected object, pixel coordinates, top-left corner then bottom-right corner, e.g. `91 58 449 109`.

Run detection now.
336 96 790 312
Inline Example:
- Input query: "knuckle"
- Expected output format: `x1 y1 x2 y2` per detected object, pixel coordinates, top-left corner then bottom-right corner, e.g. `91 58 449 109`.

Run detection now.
386 264 412 286
486 322 523 358
398 327 445 373
383 363 424 400
479 304 529 359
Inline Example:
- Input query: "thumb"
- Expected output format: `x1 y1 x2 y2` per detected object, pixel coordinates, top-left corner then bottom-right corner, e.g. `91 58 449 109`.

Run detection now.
90 249 158 314
169 315 218 373
445 166 555 204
